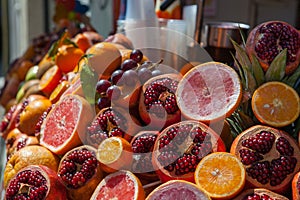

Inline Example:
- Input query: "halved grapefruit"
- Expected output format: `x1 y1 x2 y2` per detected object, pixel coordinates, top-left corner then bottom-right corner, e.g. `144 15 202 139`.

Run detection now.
39 94 94 155
176 62 242 123
90 170 145 200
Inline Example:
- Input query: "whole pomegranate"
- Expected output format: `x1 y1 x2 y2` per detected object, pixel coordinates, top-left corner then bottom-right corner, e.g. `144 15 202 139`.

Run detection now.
230 125 300 193
152 120 226 183
139 73 182 130
246 21 300 75
57 145 103 200
5 165 67 199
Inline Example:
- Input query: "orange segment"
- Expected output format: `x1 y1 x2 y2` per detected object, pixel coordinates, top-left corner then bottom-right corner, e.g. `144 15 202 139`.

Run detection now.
38 65 63 96
251 81 300 127
176 62 242 123
96 136 133 173
194 152 245 199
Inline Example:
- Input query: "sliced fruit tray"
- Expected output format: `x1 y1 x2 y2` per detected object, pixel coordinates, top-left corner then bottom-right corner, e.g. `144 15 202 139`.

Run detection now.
0 20 299 200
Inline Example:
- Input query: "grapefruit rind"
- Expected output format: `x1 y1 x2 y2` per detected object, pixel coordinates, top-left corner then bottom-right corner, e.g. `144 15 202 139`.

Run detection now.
176 62 242 123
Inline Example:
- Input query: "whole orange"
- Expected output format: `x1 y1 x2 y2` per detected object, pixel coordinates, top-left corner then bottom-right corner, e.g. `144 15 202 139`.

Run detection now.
55 45 84 73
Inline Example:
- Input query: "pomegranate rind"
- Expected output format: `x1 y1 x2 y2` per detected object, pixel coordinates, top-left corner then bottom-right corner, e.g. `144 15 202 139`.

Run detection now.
39 94 94 155
232 188 289 200
139 73 182 130
90 170 145 200
292 171 300 200
230 125 300 194
176 62 242 123
194 152 246 199
5 165 67 200
146 180 211 200
3 145 60 189
246 21 300 75
58 145 103 200
152 120 226 183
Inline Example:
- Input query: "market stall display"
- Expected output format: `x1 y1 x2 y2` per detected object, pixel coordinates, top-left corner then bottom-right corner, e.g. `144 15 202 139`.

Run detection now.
0 1 299 198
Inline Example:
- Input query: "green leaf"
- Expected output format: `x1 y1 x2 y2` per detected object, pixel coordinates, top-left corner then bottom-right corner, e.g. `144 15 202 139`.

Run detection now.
251 55 265 86
64 38 79 48
80 59 98 104
230 38 252 73
231 52 246 89
282 66 300 88
47 30 69 57
265 49 287 81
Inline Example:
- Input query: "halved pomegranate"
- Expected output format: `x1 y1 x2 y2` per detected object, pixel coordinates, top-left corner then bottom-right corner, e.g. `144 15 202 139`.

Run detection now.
139 73 182 130
6 129 39 160
5 165 67 200
57 145 103 200
86 106 140 148
246 21 300 75
130 130 159 181
152 120 226 183
230 125 300 194
233 188 289 200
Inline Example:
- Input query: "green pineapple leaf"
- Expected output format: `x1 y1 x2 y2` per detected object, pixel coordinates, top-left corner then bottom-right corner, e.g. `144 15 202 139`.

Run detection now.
282 66 300 88
251 55 265 86
80 56 98 104
265 49 287 81
230 38 252 73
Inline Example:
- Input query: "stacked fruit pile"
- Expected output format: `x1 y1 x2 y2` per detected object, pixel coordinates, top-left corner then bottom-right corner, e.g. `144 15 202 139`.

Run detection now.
0 20 300 200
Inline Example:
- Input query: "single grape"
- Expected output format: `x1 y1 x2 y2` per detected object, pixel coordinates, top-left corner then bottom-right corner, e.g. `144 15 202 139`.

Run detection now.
151 69 163 77
140 61 153 69
111 69 124 85
106 85 121 100
120 59 138 71
137 67 152 83
122 69 139 86
97 96 111 110
130 49 143 63
96 79 112 94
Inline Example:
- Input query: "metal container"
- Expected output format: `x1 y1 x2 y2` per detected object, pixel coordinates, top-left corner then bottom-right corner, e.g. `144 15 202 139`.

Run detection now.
205 22 250 48
203 22 250 64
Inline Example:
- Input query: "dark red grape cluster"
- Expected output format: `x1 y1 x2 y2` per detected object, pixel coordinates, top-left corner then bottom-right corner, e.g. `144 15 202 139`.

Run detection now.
95 49 163 110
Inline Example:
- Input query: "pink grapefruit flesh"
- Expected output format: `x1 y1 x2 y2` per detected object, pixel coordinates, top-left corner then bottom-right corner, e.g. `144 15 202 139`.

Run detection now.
176 62 242 123
40 94 93 155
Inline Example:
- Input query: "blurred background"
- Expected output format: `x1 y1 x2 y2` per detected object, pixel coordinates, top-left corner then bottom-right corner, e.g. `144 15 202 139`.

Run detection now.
0 0 299 76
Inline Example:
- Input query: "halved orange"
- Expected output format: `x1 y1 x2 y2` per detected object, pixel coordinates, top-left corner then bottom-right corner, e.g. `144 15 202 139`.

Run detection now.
38 65 63 96
49 80 70 103
251 81 300 127
96 136 133 173
90 170 145 200
194 152 246 199
176 62 242 123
